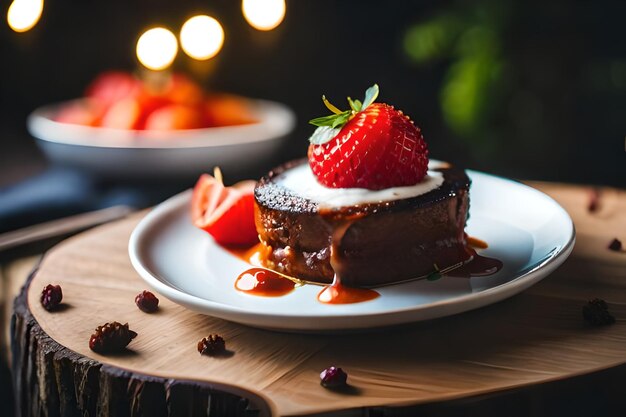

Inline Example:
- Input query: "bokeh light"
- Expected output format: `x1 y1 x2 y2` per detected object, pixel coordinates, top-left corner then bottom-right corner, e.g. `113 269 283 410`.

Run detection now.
136 27 178 71
242 0 286 31
180 15 224 60
7 0 43 33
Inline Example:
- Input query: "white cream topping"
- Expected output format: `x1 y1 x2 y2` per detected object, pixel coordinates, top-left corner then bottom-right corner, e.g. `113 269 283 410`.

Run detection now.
275 163 445 209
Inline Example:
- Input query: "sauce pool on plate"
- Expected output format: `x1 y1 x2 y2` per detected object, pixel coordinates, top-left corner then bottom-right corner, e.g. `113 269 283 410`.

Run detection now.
235 268 296 297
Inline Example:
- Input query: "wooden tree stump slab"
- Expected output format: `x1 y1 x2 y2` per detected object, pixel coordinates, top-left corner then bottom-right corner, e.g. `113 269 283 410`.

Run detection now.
11 182 626 416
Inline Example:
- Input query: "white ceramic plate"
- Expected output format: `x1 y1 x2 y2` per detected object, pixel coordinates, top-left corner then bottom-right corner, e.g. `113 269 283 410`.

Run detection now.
129 171 575 331
27 98 295 178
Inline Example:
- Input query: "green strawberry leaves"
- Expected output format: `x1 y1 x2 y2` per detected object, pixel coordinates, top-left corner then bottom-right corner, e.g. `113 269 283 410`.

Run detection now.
309 126 342 145
361 84 379 110
308 84 379 145
347 97 362 112
309 112 351 129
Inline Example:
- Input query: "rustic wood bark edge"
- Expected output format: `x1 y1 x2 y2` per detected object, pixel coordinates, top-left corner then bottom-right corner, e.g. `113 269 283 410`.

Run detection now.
11 266 266 417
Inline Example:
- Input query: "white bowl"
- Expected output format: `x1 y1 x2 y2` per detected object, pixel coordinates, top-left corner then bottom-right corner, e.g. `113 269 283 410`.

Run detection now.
27 98 296 178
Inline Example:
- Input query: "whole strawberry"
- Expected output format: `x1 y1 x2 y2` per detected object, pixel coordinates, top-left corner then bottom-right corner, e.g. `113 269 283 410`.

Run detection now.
308 85 428 190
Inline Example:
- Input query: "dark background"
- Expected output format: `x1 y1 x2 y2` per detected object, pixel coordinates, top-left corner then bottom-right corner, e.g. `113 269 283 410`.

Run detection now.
1 0 625 188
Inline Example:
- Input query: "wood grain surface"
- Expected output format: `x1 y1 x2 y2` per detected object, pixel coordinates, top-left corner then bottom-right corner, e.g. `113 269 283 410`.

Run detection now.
18 182 626 416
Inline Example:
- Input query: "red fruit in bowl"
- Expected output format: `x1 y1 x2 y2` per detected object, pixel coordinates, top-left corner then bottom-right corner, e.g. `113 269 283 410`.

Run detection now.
85 71 141 107
144 104 205 131
205 94 257 127
191 170 258 246
55 101 103 126
99 97 142 130
307 85 428 190
134 93 171 130
163 73 205 107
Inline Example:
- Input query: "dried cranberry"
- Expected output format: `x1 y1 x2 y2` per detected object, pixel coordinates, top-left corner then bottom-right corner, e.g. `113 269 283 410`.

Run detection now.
89 322 137 353
135 290 159 313
608 238 622 252
587 188 601 213
320 366 348 388
197 334 226 356
40 284 63 311
582 298 615 326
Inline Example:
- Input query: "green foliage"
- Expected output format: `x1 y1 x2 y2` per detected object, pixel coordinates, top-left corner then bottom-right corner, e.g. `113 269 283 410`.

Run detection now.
403 1 511 150
440 52 502 138
403 15 462 63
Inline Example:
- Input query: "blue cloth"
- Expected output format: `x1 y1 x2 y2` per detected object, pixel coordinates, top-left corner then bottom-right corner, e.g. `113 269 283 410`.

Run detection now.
0 167 187 233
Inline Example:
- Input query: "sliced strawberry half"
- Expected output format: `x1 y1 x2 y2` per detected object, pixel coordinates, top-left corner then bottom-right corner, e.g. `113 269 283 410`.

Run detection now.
191 171 258 246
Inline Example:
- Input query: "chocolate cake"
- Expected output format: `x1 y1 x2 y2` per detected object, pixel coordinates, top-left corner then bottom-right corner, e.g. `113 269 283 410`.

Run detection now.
254 159 471 287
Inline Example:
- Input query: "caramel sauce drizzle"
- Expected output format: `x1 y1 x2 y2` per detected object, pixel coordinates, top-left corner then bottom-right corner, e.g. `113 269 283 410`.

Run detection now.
235 267 298 297
317 219 380 304
467 235 489 249
445 238 502 278
229 222 500 300
227 242 269 266
316 212 380 304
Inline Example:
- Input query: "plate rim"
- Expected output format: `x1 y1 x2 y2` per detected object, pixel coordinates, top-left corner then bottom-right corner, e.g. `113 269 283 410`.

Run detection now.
128 171 576 330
